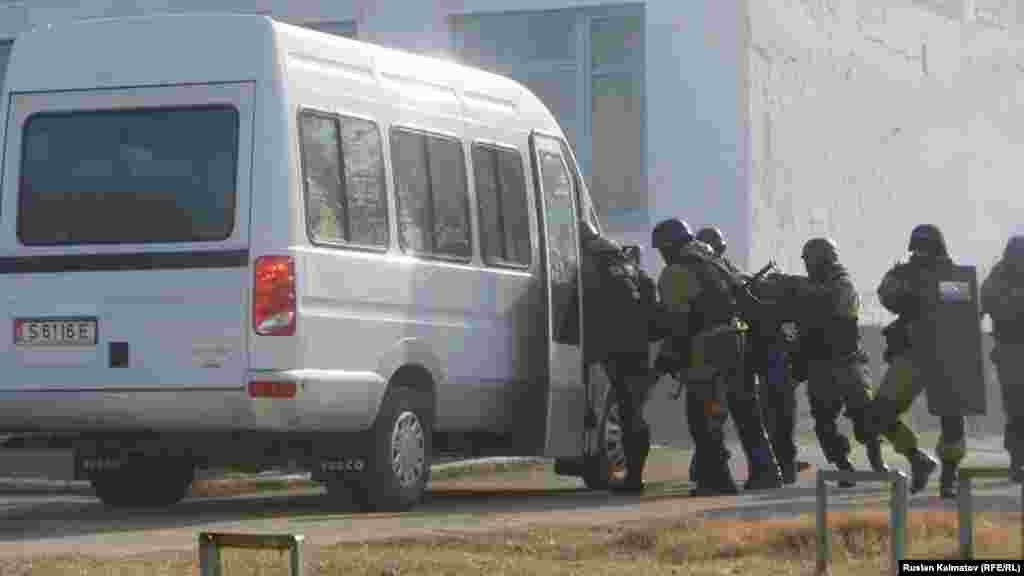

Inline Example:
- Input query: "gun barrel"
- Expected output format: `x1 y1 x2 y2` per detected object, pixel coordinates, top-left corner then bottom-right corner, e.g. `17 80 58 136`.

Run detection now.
746 262 776 286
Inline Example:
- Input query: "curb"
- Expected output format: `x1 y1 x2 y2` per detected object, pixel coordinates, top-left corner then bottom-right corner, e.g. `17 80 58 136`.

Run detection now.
0 456 552 496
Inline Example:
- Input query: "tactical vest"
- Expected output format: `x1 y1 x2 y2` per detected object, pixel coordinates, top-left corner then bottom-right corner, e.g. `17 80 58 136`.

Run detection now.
581 243 652 362
880 257 951 360
799 269 862 362
679 248 738 335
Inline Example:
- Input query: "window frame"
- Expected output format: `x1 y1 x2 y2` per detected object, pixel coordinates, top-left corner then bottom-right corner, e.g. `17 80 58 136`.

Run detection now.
389 125 474 264
17 103 241 247
450 5 646 234
471 140 532 270
296 106 390 253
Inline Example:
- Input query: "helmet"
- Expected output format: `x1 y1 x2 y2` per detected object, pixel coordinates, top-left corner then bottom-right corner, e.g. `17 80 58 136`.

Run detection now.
801 237 839 268
696 227 726 256
652 218 694 250
908 224 948 258
1005 235 1024 261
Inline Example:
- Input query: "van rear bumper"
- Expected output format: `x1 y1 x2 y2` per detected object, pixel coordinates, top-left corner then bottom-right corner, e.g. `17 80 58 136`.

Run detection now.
0 369 389 433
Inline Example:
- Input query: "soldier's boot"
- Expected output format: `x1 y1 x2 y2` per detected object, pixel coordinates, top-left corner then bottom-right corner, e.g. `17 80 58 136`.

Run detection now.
690 451 738 497
692 466 739 497
613 427 651 494
908 449 938 494
866 440 890 474
691 446 730 481
939 461 958 500
835 457 857 488
744 446 783 491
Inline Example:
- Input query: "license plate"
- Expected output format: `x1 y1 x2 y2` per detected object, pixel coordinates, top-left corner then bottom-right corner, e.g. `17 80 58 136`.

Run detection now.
14 317 98 348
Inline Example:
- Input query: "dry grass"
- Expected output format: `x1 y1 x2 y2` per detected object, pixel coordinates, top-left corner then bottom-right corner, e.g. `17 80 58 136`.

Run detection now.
3 509 1021 575
184 462 553 499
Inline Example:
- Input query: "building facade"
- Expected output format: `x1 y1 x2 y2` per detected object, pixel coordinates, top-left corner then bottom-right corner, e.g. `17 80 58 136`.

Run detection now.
0 0 751 278
2 0 1022 325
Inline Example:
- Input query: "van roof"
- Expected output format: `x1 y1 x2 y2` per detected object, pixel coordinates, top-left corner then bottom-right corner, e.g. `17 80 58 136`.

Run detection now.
3 13 564 138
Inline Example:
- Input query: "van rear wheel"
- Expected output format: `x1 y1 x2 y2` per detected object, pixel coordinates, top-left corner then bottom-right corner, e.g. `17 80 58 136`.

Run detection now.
90 459 193 508
583 389 627 490
352 386 433 512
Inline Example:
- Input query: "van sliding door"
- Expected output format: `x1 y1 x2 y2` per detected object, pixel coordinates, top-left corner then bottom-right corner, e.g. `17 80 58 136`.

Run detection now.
529 131 586 458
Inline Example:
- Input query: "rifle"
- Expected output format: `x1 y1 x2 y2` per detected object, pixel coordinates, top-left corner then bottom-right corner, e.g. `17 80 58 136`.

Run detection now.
734 260 779 318
745 261 779 290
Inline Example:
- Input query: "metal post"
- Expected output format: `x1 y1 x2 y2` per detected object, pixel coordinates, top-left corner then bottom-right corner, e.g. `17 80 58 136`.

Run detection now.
199 533 223 576
956 467 1010 560
197 532 305 576
290 538 304 576
816 470 908 576
959 475 974 559
816 471 829 575
891 473 908 576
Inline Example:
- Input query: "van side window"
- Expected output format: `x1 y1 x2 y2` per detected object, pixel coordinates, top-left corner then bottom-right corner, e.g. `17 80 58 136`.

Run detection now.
471 145 531 267
299 110 389 248
391 128 472 260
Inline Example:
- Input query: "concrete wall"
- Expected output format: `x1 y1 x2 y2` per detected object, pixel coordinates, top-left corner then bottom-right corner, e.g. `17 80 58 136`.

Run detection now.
743 0 1018 442
747 0 1024 324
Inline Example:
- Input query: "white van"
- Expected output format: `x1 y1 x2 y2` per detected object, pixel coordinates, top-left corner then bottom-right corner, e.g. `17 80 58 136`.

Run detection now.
0 13 629 511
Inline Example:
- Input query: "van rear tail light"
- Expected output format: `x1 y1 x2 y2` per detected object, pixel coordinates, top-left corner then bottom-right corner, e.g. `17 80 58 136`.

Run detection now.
253 255 296 336
248 381 297 399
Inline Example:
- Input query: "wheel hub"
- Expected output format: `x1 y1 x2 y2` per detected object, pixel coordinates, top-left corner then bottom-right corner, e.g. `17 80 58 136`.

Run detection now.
604 402 627 478
391 410 425 488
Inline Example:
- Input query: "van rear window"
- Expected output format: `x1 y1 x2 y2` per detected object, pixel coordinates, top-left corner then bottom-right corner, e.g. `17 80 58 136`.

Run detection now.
18 105 239 246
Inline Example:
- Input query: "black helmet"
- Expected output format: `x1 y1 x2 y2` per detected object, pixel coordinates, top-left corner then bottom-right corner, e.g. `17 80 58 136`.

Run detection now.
696 227 726 256
1004 235 1024 262
652 218 694 250
801 237 839 269
908 224 948 258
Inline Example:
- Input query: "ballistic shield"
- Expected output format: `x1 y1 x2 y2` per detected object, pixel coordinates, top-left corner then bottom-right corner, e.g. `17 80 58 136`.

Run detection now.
912 264 987 416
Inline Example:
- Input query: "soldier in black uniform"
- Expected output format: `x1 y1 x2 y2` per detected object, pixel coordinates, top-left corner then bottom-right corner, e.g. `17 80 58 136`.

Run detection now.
653 219 781 495
697 226 804 484
786 238 891 486
695 226 796 485
578 219 655 493
982 235 1024 483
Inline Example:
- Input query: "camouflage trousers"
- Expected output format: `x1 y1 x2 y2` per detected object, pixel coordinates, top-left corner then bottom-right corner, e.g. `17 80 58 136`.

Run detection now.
876 353 966 464
807 356 920 465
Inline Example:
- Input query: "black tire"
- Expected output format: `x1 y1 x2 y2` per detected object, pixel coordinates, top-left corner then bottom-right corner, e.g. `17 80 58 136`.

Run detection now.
91 459 193 508
352 386 433 512
582 389 627 490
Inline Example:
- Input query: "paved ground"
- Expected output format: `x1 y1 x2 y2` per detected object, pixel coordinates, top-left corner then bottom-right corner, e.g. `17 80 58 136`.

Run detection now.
0 438 1019 561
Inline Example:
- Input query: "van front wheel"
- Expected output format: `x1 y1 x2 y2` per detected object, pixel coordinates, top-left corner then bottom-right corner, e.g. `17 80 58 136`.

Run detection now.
354 386 433 512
